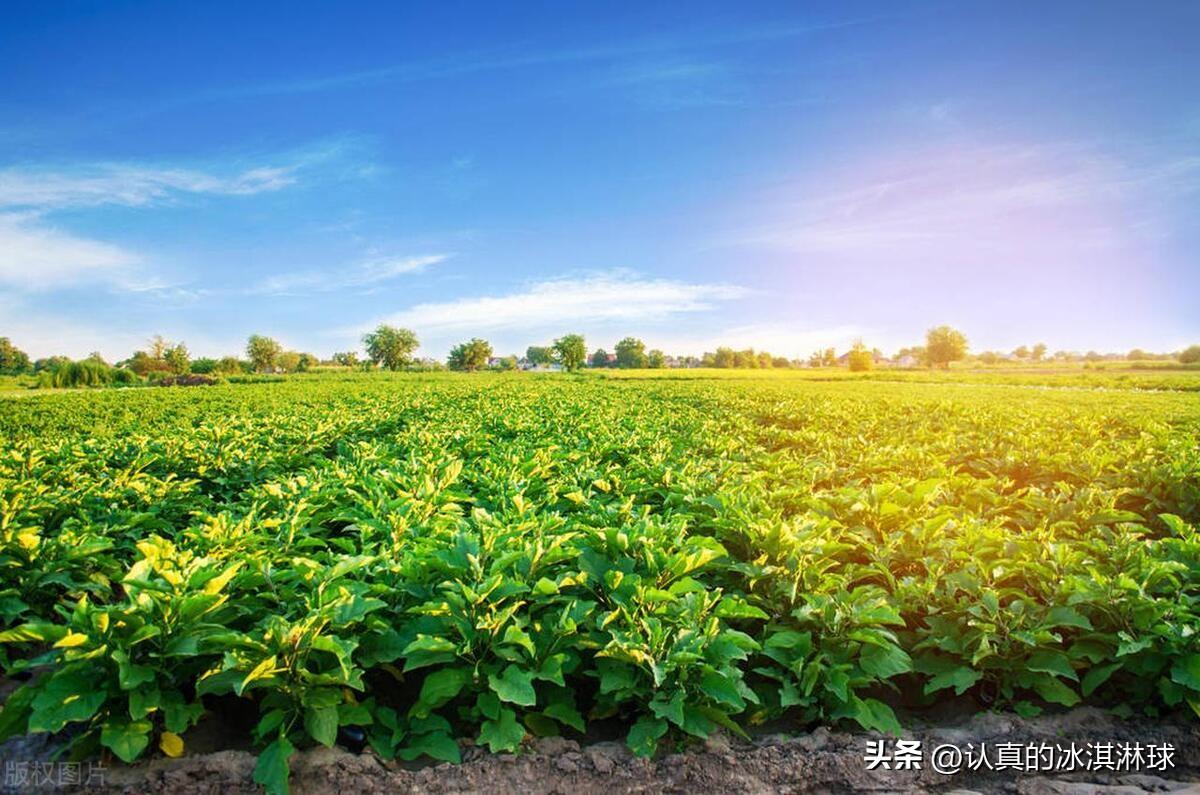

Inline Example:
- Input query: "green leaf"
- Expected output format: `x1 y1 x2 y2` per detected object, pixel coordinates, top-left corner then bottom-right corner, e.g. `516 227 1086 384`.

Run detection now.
1031 675 1080 706
649 690 685 726
414 668 470 717
399 732 461 763
100 718 152 763
304 706 338 748
1026 650 1078 681
401 635 458 672
254 736 295 795
489 665 537 707
478 707 525 753
842 697 901 735
859 643 913 679
924 666 983 696
1082 663 1122 697
237 655 278 696
1044 606 1092 631
542 702 585 732
1170 655 1200 692
698 671 744 708
627 715 667 757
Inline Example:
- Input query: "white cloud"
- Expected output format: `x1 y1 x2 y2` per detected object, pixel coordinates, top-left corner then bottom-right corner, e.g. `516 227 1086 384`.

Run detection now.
249 254 449 295
0 163 296 211
0 212 142 291
730 143 1200 257
363 271 749 338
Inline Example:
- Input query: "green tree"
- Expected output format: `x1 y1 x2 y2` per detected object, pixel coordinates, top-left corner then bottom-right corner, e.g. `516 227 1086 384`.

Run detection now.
1031 343 1047 362
847 341 874 372
0 337 31 374
647 349 665 369
978 351 1001 365
822 348 837 367
448 338 493 371
713 347 735 368
164 343 190 374
331 351 359 367
925 326 968 369
614 337 647 369
1013 345 1030 359
494 355 518 371
552 333 586 371
590 349 610 368
246 335 283 373
363 325 419 370
215 356 245 375
525 346 554 366
1179 345 1200 364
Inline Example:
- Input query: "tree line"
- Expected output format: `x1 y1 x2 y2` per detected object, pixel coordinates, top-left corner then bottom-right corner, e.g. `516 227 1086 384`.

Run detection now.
2 324 1198 385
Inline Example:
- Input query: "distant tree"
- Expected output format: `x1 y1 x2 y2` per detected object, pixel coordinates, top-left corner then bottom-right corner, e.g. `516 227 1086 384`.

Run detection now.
807 351 823 367
1012 345 1030 359
526 346 554 366
215 356 245 375
822 348 837 367
190 357 218 374
448 338 493 371
246 335 283 373
1179 345 1200 364
847 341 874 372
277 351 302 373
590 349 610 368
34 355 71 373
757 351 774 368
494 355 519 371
148 335 170 360
713 347 735 368
331 351 359 367
1127 348 1147 361
126 350 169 376
363 325 419 370
164 343 190 374
925 326 968 369
614 337 648 369
1084 350 1103 362
978 351 1001 365
85 351 108 366
733 349 758 368
297 353 319 372
771 356 790 368
647 349 666 369
552 334 586 372
0 337 31 374
1031 343 1047 362
701 352 717 367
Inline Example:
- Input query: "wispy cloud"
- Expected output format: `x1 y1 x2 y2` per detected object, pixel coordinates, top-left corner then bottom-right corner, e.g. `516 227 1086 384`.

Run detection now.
0 140 365 293
0 212 141 291
728 143 1200 257
248 254 449 295
359 270 749 337
201 17 889 100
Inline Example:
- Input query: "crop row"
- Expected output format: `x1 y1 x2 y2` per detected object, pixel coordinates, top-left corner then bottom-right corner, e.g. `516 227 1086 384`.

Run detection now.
0 376 1197 793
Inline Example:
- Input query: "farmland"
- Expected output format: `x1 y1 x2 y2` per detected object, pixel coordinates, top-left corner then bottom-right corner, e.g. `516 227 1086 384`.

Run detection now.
1 371 1198 793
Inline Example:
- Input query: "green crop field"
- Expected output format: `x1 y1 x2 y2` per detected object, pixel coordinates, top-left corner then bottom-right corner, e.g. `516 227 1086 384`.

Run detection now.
1 372 1198 793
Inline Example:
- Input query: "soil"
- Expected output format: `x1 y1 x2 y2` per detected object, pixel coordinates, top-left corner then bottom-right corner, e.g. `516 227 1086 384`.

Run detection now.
2 708 1198 794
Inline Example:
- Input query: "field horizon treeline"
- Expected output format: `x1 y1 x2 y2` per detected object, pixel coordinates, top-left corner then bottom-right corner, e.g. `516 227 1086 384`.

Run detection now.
2 325 1199 390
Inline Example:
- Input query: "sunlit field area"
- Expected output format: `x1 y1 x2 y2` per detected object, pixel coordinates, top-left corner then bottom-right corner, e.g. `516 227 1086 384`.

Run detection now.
1 370 1197 791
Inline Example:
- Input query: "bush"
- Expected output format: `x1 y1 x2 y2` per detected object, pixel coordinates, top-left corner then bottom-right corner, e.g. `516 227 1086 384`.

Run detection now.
36 361 140 389
847 344 874 372
1180 345 1200 365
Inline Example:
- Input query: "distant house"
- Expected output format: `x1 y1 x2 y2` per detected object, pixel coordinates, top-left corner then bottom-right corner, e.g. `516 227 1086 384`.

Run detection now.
896 354 918 368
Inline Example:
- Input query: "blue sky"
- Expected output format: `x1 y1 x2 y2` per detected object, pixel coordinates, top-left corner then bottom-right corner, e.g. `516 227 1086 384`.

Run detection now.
1 0 1197 360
